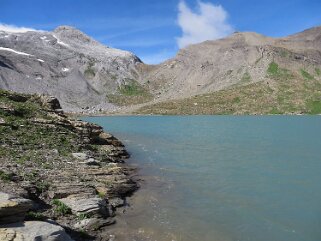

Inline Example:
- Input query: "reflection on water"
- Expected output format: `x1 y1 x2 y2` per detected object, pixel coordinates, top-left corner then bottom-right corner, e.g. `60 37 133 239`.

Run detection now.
83 116 321 241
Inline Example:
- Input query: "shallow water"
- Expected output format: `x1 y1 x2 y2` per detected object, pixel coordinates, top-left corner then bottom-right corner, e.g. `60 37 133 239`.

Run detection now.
83 116 321 241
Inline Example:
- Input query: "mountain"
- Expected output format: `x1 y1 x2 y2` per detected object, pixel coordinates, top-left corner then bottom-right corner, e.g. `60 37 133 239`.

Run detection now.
0 26 144 112
1 25 321 114
136 26 321 114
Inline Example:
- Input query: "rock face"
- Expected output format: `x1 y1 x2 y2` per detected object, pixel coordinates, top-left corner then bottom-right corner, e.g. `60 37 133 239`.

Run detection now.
0 26 142 112
0 221 74 241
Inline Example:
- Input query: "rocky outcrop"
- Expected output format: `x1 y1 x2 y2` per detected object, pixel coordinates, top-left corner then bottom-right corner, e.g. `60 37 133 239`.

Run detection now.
0 90 139 240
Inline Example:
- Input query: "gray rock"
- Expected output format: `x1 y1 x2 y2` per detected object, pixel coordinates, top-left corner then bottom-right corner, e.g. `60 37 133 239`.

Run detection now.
48 183 96 199
82 158 101 166
0 221 74 241
0 117 5 125
74 217 115 231
59 196 107 216
108 197 125 208
0 192 33 224
71 153 88 160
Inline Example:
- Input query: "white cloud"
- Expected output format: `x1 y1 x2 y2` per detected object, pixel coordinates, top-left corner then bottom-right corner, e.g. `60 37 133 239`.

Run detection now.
176 1 234 48
0 23 39 33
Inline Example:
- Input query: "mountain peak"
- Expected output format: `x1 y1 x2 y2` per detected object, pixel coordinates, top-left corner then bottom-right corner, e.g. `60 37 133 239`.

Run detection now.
54 25 79 32
53 25 93 44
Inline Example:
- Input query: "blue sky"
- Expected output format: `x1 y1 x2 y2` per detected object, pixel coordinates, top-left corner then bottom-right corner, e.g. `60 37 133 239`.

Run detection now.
1 0 321 64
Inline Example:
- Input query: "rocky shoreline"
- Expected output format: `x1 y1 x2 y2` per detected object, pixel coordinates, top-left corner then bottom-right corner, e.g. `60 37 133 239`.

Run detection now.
0 90 139 240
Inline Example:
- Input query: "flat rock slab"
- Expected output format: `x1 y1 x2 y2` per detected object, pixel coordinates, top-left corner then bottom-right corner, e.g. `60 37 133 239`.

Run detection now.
0 192 33 224
0 221 74 241
59 196 107 216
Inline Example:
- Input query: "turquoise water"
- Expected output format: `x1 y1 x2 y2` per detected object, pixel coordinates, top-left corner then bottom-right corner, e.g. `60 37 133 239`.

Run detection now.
83 116 321 241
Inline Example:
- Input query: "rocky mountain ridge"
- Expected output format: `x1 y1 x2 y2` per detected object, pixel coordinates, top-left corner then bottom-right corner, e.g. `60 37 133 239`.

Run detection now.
1 25 321 114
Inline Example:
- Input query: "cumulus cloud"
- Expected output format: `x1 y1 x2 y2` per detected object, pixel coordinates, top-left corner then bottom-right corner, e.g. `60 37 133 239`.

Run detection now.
176 1 234 48
0 23 39 33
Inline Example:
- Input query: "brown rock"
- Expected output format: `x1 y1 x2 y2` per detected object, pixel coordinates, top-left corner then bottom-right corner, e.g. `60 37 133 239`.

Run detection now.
0 192 33 224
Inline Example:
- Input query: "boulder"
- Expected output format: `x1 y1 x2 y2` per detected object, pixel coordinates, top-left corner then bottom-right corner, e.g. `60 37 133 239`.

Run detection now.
39 95 62 110
0 221 74 241
108 197 125 208
0 192 33 224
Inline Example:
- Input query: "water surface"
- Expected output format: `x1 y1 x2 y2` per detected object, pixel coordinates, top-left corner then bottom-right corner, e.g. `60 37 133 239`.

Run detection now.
83 116 321 241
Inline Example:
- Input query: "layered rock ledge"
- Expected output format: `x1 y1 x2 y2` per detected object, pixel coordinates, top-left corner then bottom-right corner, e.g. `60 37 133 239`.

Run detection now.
0 90 138 240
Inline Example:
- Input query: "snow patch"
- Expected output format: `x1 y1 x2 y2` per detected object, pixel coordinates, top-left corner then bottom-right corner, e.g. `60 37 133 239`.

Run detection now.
62 68 70 72
35 76 42 80
37 59 45 63
53 35 70 47
0 47 33 56
40 36 47 40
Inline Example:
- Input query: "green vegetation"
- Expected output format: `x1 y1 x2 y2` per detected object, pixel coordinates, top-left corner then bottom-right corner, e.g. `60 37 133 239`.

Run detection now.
267 62 293 80
241 72 251 83
0 170 13 182
269 108 283 115
280 49 290 58
119 80 148 96
135 72 321 115
77 213 91 220
98 191 105 198
301 69 314 80
36 180 50 193
26 211 46 221
232 97 241 103
84 61 96 78
107 79 153 106
306 100 321 114
315 68 320 76
52 199 72 216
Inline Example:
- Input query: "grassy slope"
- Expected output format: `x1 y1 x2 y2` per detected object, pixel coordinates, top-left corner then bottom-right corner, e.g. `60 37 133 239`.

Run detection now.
107 79 153 106
135 63 321 115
